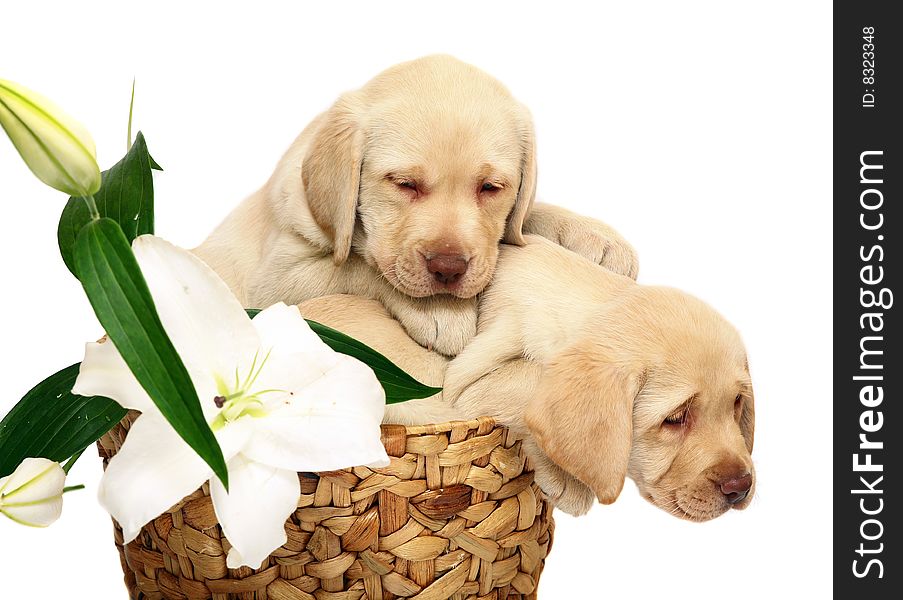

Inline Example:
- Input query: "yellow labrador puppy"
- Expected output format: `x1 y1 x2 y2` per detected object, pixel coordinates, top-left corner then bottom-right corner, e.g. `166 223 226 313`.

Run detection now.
196 55 637 356
444 236 755 520
299 237 755 522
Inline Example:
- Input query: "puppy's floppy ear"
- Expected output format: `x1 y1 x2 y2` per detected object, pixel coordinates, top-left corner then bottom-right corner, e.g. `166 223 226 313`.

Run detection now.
302 94 365 265
503 104 537 246
526 338 645 504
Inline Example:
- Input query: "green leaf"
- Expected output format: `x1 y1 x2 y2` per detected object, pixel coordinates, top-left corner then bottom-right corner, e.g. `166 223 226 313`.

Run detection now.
0 363 127 479
75 218 229 488
58 131 156 276
246 308 441 404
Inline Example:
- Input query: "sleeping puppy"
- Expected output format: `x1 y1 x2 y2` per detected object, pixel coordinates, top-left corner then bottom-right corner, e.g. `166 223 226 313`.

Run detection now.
298 236 754 522
195 55 637 357
444 236 755 521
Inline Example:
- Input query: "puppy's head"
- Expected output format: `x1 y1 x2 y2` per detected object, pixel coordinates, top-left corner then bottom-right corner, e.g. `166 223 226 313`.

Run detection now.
526 287 755 521
301 55 536 298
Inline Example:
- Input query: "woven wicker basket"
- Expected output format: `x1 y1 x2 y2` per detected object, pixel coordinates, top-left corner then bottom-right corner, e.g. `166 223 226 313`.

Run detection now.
97 413 555 600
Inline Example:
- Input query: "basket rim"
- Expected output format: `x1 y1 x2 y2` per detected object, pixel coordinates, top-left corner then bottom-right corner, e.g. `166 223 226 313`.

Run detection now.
388 415 496 435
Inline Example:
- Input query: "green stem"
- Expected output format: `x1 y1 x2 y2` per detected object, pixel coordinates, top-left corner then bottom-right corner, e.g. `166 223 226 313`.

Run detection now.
62 484 85 494
83 194 100 220
127 78 135 151
62 449 84 474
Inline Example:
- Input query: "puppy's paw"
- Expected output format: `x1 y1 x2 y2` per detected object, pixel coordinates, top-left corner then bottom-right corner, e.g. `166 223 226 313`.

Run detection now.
522 438 595 515
533 461 595 516
558 219 639 280
392 296 478 357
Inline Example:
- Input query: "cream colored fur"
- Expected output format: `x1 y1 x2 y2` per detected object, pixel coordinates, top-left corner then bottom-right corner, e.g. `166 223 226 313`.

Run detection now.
195 55 637 357
297 236 755 521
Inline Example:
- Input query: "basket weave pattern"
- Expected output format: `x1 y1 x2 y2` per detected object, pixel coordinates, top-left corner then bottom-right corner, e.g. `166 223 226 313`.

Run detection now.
97 413 554 599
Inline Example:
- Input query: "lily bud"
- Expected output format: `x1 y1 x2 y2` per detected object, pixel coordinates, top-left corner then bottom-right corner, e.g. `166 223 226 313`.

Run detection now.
0 457 67 527
0 79 102 198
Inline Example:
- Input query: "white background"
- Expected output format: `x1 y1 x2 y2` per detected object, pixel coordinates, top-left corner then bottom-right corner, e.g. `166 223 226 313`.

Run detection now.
0 1 832 597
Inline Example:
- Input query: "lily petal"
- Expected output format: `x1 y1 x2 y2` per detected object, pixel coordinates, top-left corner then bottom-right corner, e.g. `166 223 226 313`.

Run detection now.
242 354 389 471
0 457 65 500
0 496 63 527
250 303 342 399
209 456 299 569
252 302 330 358
283 353 387 424
98 415 251 542
131 236 260 387
243 412 390 472
72 338 154 413
0 458 67 528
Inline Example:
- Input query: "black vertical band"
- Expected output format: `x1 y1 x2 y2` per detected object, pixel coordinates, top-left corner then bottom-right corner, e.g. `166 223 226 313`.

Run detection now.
835 3 900 594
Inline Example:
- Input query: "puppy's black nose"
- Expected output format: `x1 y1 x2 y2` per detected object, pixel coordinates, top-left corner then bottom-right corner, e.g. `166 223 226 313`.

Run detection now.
427 254 469 285
720 474 752 504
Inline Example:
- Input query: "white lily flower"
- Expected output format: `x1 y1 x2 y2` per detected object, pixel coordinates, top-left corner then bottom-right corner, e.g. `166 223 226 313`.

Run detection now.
72 235 389 568
0 79 102 198
0 458 67 527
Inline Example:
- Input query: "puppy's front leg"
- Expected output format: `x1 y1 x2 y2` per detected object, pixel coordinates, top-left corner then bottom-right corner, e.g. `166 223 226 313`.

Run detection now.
524 202 639 279
379 292 478 357
449 358 538 438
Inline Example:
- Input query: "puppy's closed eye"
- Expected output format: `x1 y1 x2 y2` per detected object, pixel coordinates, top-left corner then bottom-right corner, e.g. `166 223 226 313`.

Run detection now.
661 396 694 429
480 181 503 194
386 175 422 199
662 407 689 427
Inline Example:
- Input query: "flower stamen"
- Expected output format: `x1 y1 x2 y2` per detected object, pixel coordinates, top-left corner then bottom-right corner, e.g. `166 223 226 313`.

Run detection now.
210 348 283 431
